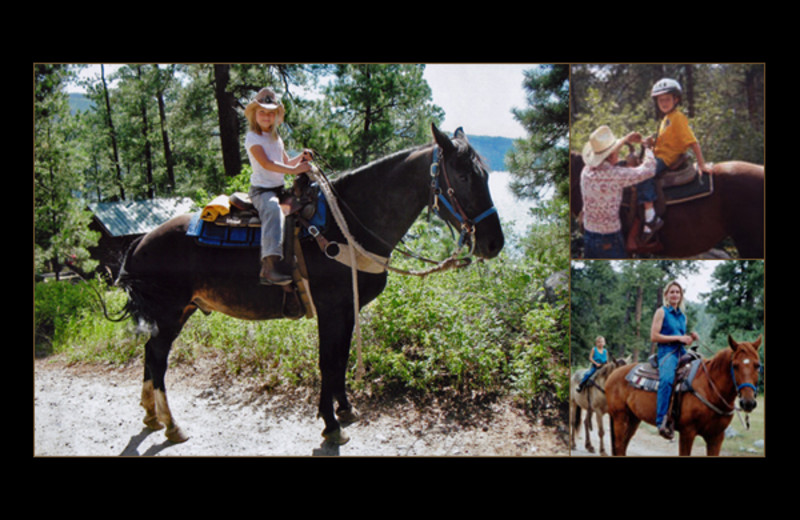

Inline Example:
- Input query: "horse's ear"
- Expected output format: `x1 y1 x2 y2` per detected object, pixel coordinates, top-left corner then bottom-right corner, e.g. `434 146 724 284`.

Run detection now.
431 123 455 154
753 335 763 350
728 335 739 351
453 127 467 141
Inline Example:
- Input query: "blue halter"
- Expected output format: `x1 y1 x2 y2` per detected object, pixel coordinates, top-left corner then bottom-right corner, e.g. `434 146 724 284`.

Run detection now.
430 146 498 247
731 364 759 394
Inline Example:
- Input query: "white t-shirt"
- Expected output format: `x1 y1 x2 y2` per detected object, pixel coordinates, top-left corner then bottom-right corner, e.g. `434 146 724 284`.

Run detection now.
245 131 286 189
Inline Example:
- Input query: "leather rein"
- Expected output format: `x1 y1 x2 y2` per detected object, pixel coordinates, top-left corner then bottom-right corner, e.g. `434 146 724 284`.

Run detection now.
690 348 760 419
311 144 497 276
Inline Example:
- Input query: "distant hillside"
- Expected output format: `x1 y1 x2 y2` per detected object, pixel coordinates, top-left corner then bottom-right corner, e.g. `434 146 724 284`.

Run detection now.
465 134 515 172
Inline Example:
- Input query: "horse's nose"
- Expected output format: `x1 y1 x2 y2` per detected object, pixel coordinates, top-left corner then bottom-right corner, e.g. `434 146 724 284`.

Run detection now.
476 216 504 258
740 397 757 413
486 236 504 258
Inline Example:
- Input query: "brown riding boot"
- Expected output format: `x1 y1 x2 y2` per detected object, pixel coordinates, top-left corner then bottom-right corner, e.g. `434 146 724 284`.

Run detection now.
658 418 675 440
259 256 292 286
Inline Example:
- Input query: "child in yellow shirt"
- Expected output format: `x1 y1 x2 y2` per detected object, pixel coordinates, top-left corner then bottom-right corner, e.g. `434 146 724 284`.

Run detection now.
639 78 711 242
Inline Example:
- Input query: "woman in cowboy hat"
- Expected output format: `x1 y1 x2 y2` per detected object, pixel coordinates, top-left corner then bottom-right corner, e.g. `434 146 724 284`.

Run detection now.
244 87 313 285
579 125 657 258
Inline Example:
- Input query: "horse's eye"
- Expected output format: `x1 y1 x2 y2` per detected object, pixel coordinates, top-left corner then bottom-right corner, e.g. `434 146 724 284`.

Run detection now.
456 160 474 180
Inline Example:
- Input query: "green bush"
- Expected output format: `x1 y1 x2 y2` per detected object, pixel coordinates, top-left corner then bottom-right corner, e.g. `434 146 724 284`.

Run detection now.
34 217 570 408
35 280 100 355
360 246 568 404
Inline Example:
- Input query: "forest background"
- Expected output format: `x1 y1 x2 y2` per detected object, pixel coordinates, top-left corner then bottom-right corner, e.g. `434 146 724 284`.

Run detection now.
34 64 571 412
569 64 765 374
570 259 765 374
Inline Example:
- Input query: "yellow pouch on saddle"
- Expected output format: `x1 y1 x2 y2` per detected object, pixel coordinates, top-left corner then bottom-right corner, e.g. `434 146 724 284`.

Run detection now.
201 195 231 222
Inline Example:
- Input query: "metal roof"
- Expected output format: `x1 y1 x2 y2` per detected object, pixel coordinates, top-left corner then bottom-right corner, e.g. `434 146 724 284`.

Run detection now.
88 197 196 237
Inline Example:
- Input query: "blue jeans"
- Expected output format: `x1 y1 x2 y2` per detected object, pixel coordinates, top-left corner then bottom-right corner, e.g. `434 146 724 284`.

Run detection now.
584 230 626 259
580 364 598 385
636 158 667 203
655 344 686 428
249 186 284 260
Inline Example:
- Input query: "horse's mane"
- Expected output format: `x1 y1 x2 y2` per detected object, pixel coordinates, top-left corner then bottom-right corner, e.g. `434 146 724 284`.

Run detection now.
331 144 430 187
705 347 732 373
330 135 489 190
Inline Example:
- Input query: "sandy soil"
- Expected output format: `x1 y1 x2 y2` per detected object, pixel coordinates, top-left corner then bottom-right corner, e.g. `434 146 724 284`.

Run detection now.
34 357 570 458
569 413 707 457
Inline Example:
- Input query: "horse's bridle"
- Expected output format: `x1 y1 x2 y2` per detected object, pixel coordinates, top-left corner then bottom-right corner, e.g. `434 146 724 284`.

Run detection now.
692 351 760 417
429 146 498 250
732 364 759 395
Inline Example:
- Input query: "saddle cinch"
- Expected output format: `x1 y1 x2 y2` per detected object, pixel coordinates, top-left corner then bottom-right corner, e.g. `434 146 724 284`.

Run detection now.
187 175 326 319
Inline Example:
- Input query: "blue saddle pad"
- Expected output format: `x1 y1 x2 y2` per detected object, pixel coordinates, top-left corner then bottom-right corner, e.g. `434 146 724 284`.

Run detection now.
186 191 328 248
300 190 329 238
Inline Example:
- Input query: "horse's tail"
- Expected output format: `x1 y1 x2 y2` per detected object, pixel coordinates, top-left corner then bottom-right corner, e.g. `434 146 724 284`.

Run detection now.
114 236 158 334
114 235 190 336
573 402 582 432
63 256 132 324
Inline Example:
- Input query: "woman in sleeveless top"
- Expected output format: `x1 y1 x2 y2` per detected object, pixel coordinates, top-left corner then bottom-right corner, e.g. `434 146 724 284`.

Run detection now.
649 281 698 439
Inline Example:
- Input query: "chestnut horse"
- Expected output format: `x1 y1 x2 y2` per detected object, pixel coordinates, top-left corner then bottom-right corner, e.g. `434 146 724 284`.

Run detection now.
605 335 762 456
114 125 504 445
570 357 626 455
570 151 764 258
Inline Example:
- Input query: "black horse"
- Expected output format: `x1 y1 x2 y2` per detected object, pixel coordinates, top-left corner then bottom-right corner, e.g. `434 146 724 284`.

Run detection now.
115 124 504 445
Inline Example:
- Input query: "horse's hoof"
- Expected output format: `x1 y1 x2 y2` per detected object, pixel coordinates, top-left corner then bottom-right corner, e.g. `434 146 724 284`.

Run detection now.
322 428 350 445
336 406 360 425
143 415 164 431
165 425 189 444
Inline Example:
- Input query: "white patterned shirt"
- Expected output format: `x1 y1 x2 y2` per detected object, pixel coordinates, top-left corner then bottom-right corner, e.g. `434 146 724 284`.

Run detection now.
580 150 656 235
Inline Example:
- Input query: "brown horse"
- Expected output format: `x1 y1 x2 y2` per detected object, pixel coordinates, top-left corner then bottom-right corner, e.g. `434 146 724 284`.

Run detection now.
605 335 762 456
570 357 627 455
570 151 764 258
114 124 504 446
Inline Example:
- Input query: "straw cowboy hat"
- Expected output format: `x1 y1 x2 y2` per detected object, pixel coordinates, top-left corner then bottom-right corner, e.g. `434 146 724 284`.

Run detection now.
244 87 285 125
582 125 626 167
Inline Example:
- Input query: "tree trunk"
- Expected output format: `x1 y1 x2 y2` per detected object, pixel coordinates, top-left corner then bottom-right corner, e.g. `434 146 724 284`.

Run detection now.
157 90 175 193
101 65 124 200
744 66 761 131
136 66 155 199
213 64 242 178
634 285 643 361
684 65 695 118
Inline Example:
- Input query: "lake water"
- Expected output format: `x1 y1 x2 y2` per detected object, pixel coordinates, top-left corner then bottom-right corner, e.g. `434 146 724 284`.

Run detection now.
488 171 533 242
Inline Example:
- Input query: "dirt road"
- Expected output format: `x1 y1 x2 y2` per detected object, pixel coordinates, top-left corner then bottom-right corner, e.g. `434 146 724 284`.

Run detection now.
34 358 569 457
569 414 707 457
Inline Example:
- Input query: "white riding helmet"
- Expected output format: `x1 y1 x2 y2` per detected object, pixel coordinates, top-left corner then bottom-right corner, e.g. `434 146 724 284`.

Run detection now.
651 78 682 98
